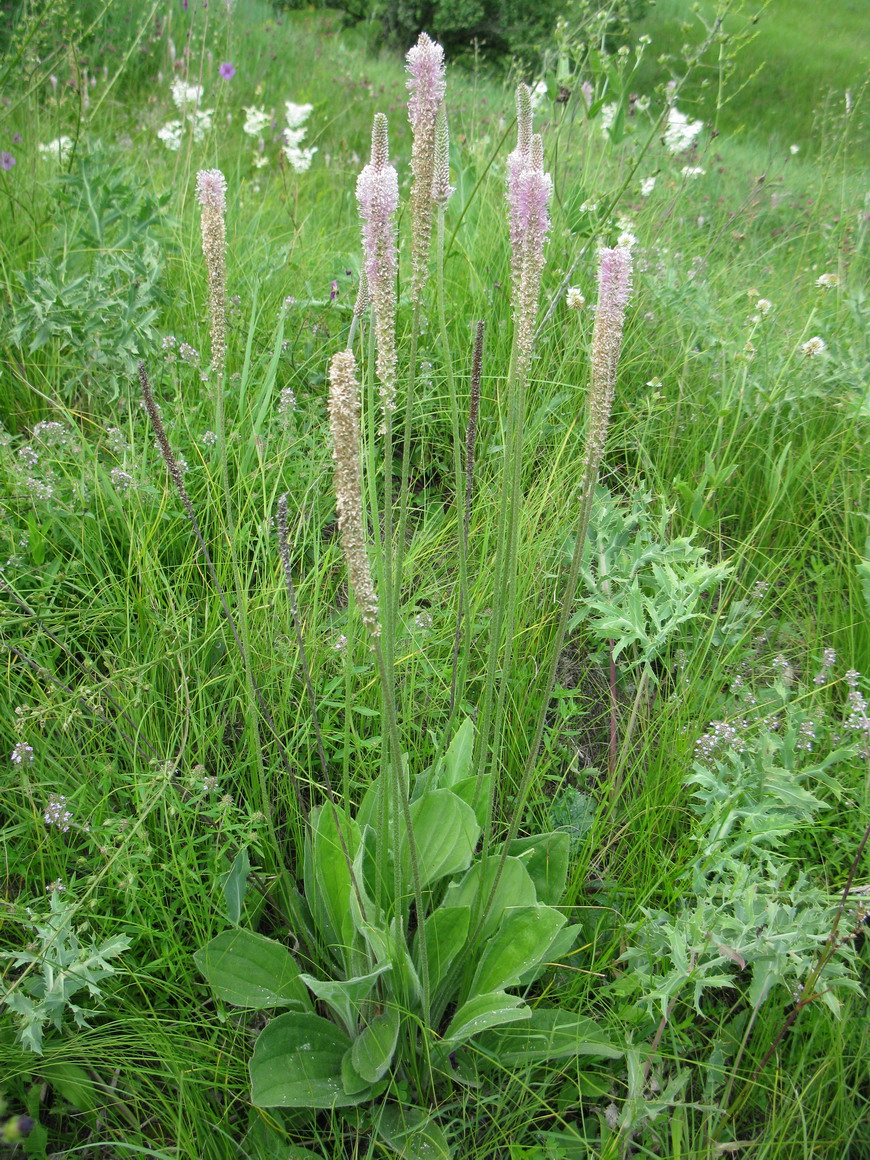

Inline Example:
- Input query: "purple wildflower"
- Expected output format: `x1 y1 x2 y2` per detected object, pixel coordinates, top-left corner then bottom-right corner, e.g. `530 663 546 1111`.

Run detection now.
11 742 33 764
218 61 235 81
12 132 22 144
0 152 15 170
330 279 339 299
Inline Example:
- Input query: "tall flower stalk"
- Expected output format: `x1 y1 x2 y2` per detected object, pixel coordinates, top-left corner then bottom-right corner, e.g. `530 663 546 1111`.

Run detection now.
394 34 447 627
356 113 399 692
474 84 552 803
327 347 430 1020
472 241 633 949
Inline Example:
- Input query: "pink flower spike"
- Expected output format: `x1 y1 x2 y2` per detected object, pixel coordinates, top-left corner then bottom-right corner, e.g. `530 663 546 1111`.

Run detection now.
196 168 227 212
406 32 446 136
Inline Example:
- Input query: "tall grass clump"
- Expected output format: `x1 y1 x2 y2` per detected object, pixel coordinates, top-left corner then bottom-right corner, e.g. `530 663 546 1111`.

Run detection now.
0 1 868 1157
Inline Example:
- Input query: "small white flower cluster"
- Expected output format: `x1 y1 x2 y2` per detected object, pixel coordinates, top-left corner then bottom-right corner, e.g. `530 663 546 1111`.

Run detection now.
10 742 34 764
38 136 74 164
158 79 213 151
664 107 704 153
565 287 586 310
239 100 316 172
695 719 748 763
639 176 656 197
800 335 826 358
813 647 837 685
816 272 839 290
44 794 74 831
283 101 317 173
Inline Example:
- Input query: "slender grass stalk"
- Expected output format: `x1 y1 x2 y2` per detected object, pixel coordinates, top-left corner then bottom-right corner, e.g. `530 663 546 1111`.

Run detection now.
138 360 310 944
447 319 483 732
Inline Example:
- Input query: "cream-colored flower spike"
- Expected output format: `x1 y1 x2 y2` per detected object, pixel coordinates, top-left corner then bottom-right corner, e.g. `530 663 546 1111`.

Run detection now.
328 350 381 637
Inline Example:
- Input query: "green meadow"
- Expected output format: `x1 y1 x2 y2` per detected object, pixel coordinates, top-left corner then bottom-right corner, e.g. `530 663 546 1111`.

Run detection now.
0 1 868 1157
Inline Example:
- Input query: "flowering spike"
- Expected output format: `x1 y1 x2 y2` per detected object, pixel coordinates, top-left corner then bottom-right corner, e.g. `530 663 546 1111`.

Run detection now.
431 102 453 208
587 244 633 470
328 350 380 637
406 32 447 303
196 168 228 379
356 114 399 413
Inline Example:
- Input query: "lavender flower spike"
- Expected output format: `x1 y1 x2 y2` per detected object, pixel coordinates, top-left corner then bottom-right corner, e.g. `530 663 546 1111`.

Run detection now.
196 168 228 380
587 243 633 470
511 132 552 378
328 350 380 637
506 83 534 289
356 114 399 414
406 31 447 303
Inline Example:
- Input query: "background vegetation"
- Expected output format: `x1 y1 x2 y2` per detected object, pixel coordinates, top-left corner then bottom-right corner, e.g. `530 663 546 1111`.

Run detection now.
0 0 867 1156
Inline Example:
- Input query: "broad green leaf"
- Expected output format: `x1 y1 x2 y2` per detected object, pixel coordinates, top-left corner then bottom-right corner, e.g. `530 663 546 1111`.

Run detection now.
221 846 250 926
375 1103 452 1159
442 717 474 787
441 855 537 941
505 832 570 905
401 789 479 890
443 991 530 1046
414 905 470 993
305 805 360 962
194 929 309 1010
351 1004 401 1083
341 1047 373 1096
518 922 582 985
359 919 423 1010
470 906 566 997
250 1011 369 1108
448 773 491 829
299 965 390 1034
478 1008 622 1064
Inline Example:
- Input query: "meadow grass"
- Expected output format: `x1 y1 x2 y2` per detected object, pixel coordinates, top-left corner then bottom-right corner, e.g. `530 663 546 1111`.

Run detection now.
0 0 868 1157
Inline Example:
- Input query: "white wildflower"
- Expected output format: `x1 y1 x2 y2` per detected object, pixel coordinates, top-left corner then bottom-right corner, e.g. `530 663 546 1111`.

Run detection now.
566 287 586 309
800 336 826 358
664 107 703 153
640 175 656 196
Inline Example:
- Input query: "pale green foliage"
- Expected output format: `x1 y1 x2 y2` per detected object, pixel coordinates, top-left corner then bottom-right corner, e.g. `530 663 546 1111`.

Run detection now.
569 485 730 666
6 147 167 402
619 702 863 1022
0 893 131 1054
